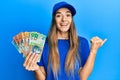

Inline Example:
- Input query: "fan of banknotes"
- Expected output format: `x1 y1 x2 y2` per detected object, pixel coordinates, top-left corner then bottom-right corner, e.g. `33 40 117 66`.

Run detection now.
12 32 46 62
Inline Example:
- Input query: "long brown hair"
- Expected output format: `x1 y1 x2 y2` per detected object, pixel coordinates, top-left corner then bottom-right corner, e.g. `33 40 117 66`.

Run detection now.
48 15 79 76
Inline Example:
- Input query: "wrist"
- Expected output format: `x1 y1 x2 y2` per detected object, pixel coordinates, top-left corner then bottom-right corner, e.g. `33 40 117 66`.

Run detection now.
91 44 98 51
90 47 98 55
35 67 40 72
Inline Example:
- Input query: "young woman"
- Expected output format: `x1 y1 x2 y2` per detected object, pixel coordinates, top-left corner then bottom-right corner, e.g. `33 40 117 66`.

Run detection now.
23 1 107 80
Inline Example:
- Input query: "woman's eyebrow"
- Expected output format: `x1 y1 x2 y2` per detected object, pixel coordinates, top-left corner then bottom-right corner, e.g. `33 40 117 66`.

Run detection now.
56 11 71 14
56 12 61 14
66 11 71 13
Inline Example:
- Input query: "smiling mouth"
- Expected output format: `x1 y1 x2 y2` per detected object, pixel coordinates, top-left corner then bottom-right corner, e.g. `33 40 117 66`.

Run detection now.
61 25 67 26
60 23 68 26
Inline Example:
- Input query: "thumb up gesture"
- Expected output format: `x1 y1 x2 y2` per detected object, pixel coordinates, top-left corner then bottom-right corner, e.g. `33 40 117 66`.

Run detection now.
90 36 107 52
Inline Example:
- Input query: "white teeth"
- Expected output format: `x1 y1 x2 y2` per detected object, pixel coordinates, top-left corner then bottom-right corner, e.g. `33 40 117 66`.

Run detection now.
61 24 67 26
61 25 67 26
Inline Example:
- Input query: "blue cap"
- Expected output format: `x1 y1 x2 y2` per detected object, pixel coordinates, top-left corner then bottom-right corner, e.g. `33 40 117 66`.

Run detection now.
53 1 76 16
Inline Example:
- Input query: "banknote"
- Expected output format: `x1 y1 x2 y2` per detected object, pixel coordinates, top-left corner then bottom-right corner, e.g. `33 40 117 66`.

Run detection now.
29 32 46 62
12 32 46 62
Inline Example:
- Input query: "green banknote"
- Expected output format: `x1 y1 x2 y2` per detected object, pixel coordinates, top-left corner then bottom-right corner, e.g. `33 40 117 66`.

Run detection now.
29 32 46 62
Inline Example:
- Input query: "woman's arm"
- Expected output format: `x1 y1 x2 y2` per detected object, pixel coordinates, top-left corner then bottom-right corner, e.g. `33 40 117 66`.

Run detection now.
23 52 46 80
79 47 97 80
79 36 107 80
34 67 46 80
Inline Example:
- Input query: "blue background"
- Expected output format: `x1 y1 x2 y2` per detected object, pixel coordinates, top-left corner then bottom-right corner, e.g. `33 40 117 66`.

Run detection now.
0 0 120 80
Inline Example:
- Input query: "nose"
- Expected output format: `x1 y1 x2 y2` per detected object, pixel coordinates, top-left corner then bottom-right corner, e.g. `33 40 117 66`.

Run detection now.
62 15 66 21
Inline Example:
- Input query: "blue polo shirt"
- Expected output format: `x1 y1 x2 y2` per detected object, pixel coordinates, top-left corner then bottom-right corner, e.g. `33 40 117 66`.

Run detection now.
38 36 90 80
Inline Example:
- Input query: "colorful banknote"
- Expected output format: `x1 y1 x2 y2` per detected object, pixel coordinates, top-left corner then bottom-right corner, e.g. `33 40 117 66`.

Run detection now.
12 32 46 62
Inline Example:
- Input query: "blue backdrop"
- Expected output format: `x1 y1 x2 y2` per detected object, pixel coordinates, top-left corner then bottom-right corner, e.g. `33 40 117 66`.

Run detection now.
0 0 120 80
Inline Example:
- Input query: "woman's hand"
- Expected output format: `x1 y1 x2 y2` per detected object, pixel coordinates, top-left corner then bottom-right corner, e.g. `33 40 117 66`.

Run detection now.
23 52 39 71
23 52 46 80
90 36 107 53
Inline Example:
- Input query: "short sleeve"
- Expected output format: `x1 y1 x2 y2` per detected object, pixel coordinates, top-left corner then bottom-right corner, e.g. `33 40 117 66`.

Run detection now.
78 36 90 67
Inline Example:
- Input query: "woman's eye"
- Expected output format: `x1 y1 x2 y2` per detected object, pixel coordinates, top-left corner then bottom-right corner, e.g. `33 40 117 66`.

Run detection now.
56 14 61 17
66 14 71 17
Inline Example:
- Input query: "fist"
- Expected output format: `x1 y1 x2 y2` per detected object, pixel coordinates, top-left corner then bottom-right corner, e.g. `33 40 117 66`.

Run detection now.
90 36 107 50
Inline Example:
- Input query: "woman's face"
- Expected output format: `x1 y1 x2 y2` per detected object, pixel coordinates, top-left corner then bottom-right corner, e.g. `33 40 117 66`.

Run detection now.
55 8 72 33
